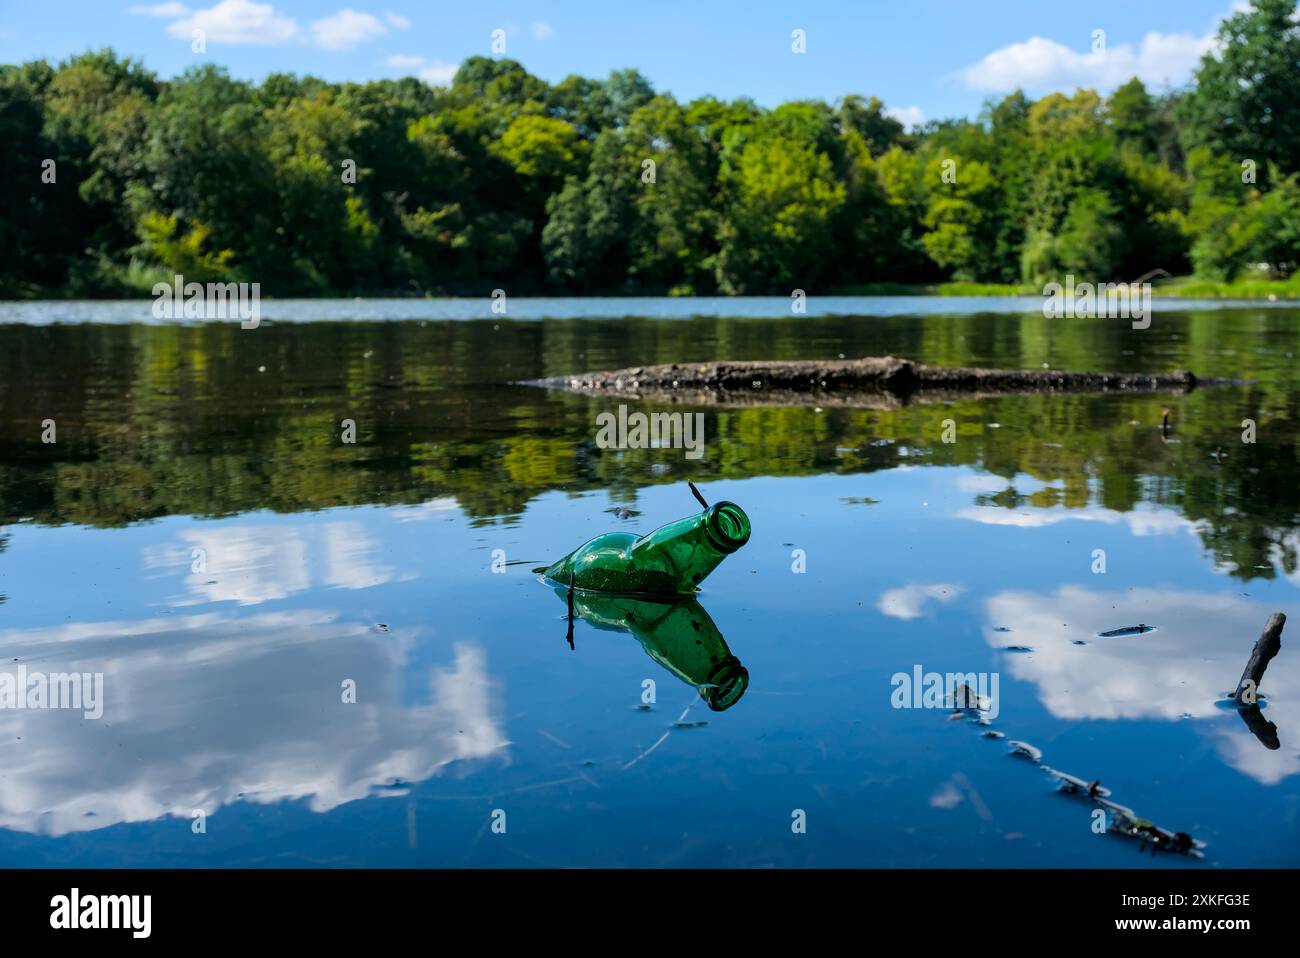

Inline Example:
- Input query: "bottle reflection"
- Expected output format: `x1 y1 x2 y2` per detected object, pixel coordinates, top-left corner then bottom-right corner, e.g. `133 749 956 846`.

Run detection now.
551 587 749 711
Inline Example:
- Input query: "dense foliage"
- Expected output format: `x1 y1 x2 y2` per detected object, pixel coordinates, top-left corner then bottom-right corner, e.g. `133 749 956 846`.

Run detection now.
2 0 1298 297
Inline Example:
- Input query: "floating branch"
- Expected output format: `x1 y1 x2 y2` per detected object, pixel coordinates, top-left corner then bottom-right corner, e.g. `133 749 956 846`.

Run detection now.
1234 612 1285 706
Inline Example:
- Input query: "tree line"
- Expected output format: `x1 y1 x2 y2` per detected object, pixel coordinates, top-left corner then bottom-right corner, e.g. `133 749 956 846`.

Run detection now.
2 0 1298 298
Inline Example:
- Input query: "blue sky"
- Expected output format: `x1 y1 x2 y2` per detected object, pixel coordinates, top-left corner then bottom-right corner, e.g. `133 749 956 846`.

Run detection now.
0 1 1249 124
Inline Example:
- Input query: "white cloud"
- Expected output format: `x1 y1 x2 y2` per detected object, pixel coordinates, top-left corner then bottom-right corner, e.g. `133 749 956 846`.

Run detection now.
419 62 458 85
886 104 925 130
877 583 964 620
385 53 424 68
143 521 399 606
387 54 458 86
320 521 396 590
955 503 1202 539
960 31 1214 95
145 524 310 605
954 473 1013 494
531 21 554 40
310 8 388 51
0 611 507 835
167 0 299 45
129 2 191 16
150 3 398 50
392 495 460 521
929 780 964 809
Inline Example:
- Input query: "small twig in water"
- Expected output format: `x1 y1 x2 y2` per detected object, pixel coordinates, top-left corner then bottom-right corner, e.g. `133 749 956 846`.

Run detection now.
688 481 709 509
566 570 576 650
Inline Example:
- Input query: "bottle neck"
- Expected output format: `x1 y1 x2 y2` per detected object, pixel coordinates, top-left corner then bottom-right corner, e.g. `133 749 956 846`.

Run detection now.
628 501 751 590
634 501 749 554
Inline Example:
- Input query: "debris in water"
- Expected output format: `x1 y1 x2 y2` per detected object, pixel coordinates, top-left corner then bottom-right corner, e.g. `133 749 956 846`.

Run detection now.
945 683 990 712
1107 810 1205 857
542 493 751 596
1046 768 1111 798
1008 741 1043 762
1097 624 1157 638
933 667 1204 858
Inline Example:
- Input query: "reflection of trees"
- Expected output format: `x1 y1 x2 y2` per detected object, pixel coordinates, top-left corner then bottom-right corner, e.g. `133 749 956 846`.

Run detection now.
0 311 1296 580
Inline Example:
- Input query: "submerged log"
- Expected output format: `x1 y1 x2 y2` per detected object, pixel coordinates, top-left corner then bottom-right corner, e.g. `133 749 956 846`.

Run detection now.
1234 612 1286 706
526 356 1230 407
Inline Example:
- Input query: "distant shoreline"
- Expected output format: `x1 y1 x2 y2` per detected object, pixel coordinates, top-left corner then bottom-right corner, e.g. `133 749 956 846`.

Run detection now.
4 276 1299 304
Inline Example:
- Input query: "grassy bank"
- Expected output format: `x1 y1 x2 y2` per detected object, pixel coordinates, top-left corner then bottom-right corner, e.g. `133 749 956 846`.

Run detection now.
836 276 1300 300
1151 274 1300 299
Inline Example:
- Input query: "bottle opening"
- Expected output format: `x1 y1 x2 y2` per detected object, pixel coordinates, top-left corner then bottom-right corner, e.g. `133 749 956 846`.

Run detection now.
704 657 749 711
705 501 751 554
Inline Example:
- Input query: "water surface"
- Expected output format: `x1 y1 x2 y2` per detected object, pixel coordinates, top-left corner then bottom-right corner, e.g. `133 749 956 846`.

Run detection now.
0 299 1297 867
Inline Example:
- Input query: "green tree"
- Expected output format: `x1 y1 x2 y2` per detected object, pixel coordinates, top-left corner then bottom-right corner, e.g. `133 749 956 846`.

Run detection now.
1180 0 1300 177
542 131 636 290
837 94 906 156
1107 78 1160 157
1176 146 1266 281
920 155 996 280
1054 188 1123 278
715 134 846 292
491 113 587 192
0 61 75 295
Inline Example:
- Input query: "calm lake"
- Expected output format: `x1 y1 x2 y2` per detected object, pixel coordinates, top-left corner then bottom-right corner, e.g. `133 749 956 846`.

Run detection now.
0 297 1297 867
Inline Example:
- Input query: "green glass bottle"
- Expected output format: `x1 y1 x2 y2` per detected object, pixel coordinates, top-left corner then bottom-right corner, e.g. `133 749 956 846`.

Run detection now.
542 501 751 596
556 590 749 711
